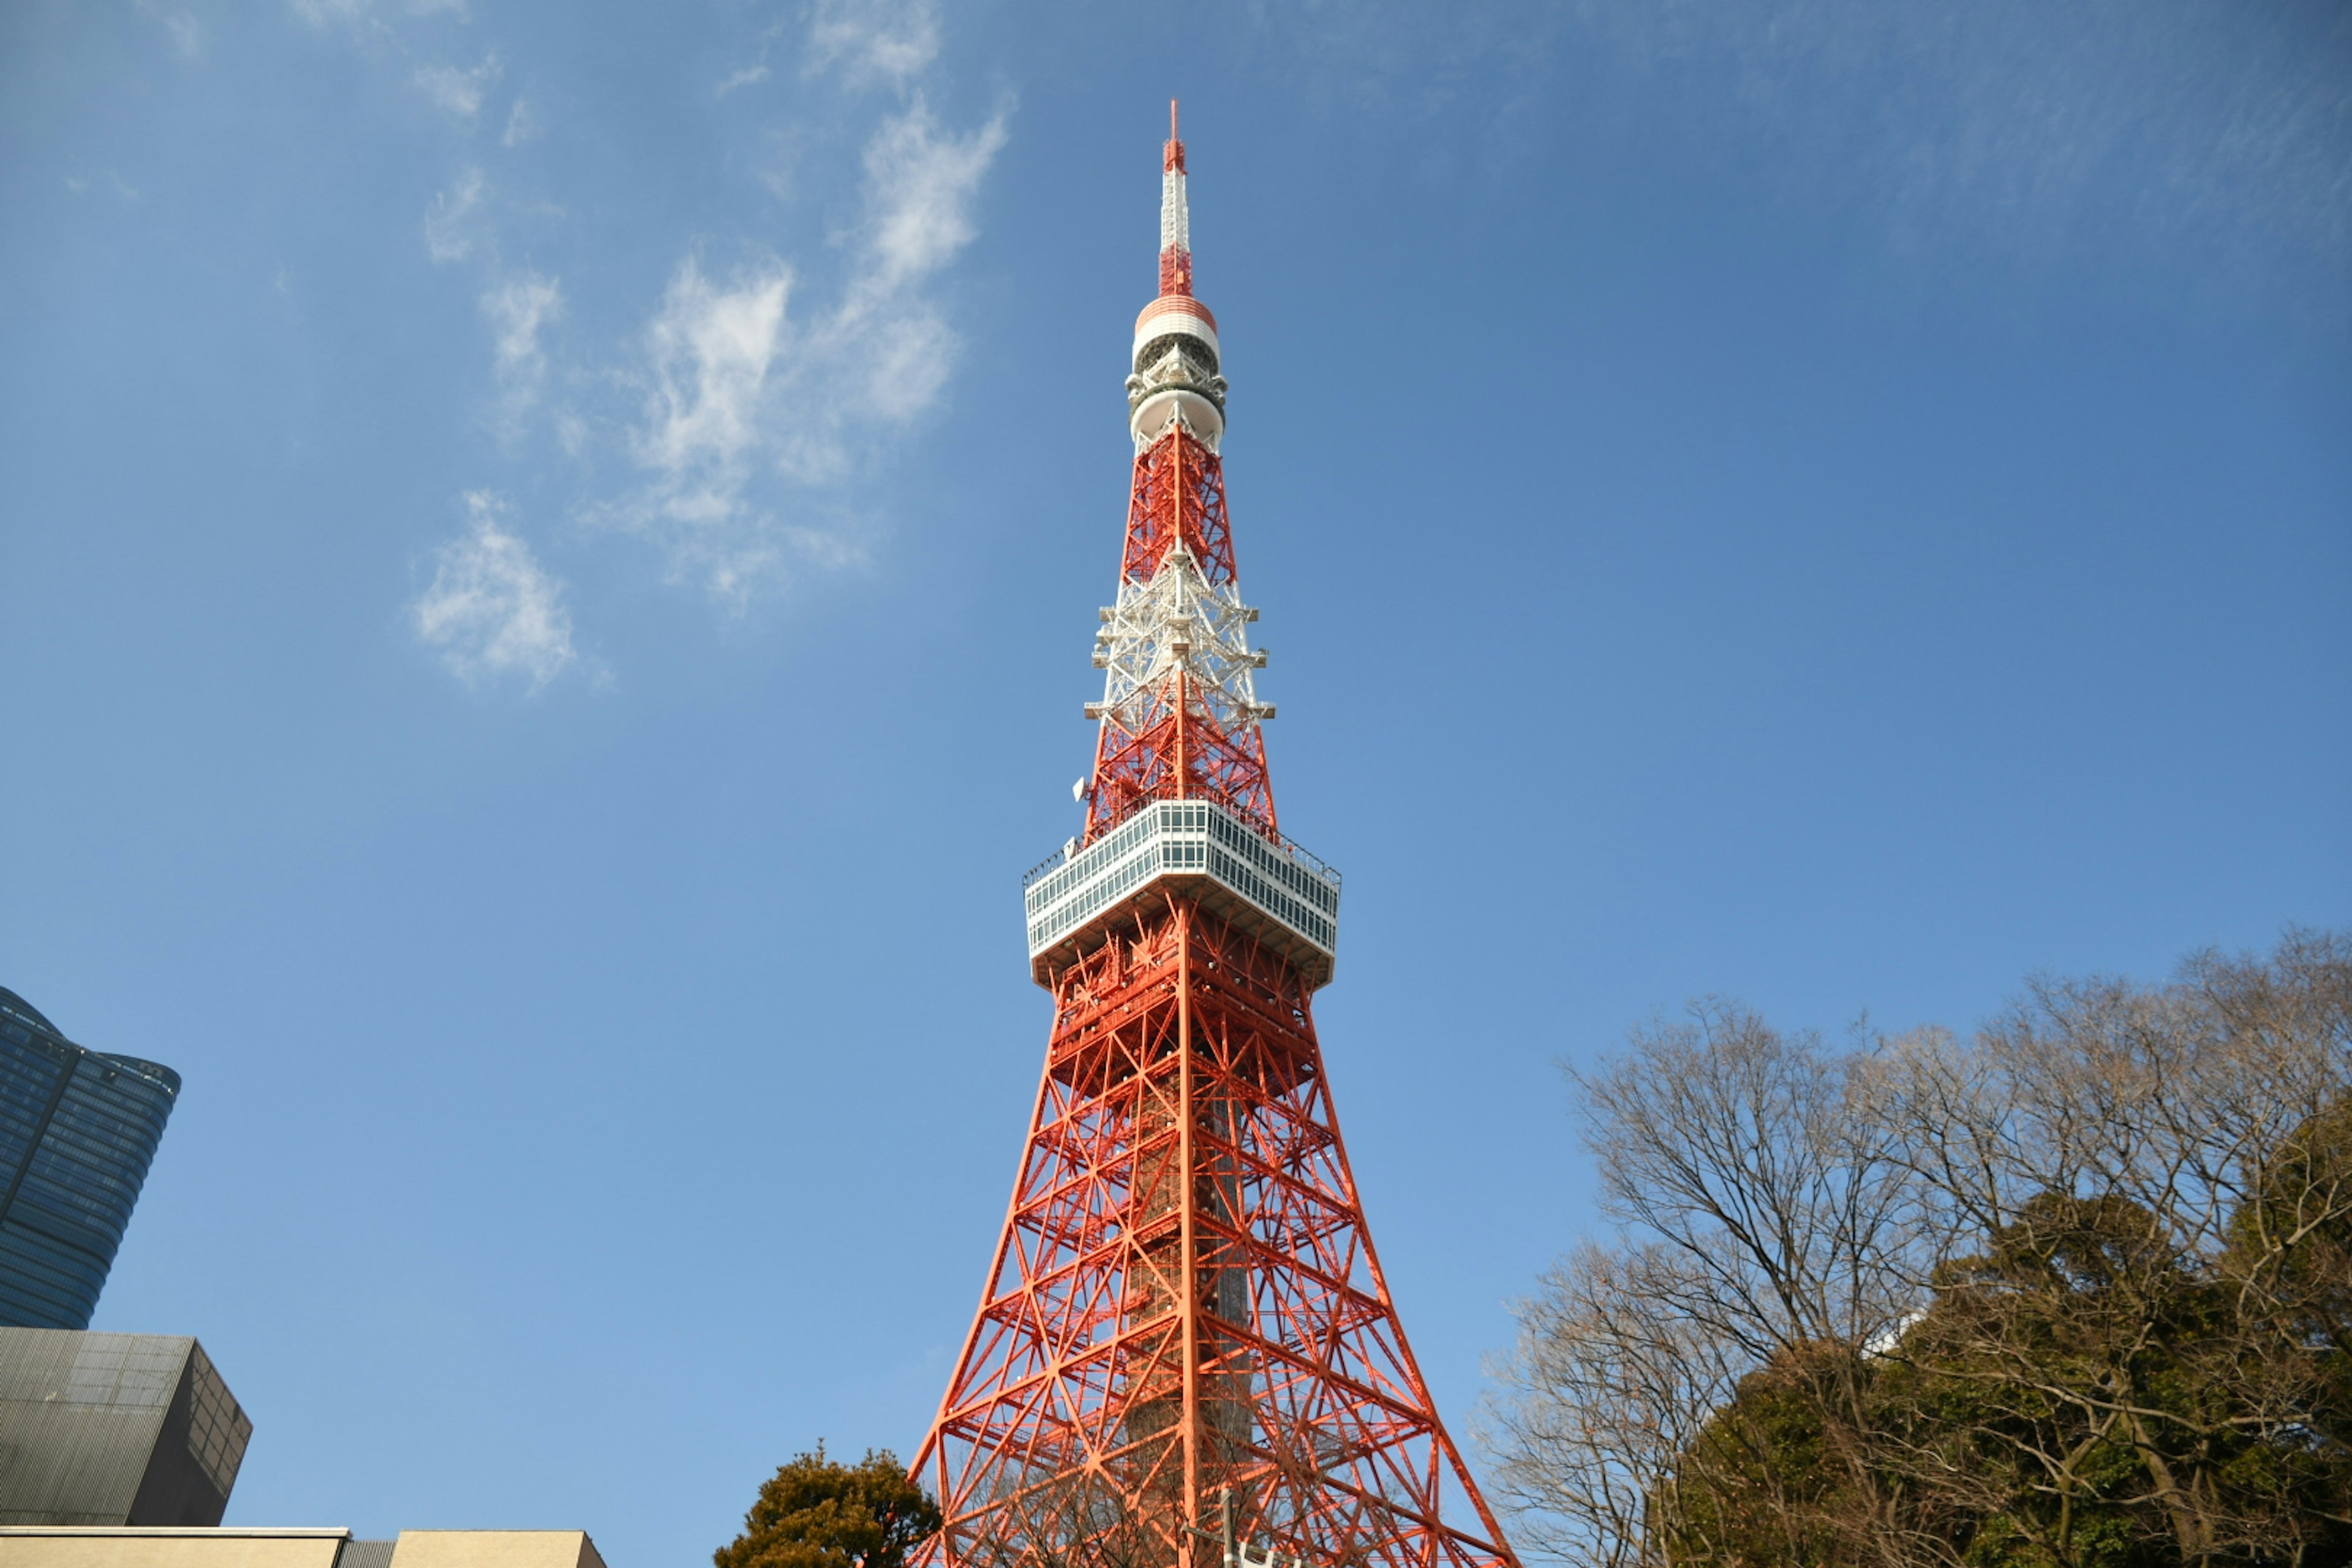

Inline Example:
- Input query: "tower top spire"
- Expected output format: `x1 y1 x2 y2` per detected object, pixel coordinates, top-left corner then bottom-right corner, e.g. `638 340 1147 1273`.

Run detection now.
1159 99 1191 297
1130 106 1224 453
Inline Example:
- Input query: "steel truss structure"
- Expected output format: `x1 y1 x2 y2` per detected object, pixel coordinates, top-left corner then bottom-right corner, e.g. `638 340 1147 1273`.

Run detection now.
911 107 1517 1568
1086 428 1271 846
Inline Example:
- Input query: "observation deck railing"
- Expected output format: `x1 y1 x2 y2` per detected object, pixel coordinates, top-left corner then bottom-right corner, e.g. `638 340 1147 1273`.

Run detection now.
1022 800 1342 989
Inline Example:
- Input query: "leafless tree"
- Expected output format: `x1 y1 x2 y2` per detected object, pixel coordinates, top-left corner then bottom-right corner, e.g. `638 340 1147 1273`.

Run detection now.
1483 931 2352 1568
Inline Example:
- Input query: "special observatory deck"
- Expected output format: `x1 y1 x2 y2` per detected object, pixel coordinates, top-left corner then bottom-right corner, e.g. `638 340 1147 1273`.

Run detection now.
1023 799 1341 987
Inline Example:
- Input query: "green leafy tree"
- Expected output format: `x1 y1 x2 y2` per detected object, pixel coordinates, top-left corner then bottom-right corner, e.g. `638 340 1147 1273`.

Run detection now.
1882 1193 2225 1568
1655 1341 1875 1568
715 1446 943 1568
1651 1174 2352 1568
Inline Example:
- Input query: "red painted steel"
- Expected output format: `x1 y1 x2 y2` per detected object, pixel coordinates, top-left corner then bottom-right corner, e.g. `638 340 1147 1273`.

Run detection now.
1085 426 1268 846
909 116 1517 1568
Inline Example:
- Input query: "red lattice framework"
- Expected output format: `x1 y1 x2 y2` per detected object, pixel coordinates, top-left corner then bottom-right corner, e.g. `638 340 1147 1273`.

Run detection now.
1084 428 1272 846
909 109 1517 1568
910 899 1515 1568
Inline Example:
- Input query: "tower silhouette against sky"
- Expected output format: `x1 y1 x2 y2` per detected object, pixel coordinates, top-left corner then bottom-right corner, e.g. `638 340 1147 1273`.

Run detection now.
911 109 1517 1568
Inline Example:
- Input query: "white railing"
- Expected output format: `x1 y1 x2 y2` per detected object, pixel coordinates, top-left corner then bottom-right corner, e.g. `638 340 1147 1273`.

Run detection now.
1023 800 1342 986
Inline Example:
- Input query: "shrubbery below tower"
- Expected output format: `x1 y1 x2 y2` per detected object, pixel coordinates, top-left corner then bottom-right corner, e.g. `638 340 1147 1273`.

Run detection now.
911 108 1517 1568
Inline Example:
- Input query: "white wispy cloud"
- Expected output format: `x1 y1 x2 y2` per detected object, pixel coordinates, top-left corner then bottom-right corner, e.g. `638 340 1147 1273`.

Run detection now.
291 0 466 26
137 1 204 57
608 97 1006 603
412 493 576 688
1256 0 2352 290
288 0 371 23
713 14 790 99
416 54 501 123
481 271 564 428
501 96 540 146
484 272 562 372
824 97 1008 421
858 97 1008 291
805 0 940 85
424 166 486 263
637 259 793 482
616 256 801 601
717 64 771 98
304 0 1009 659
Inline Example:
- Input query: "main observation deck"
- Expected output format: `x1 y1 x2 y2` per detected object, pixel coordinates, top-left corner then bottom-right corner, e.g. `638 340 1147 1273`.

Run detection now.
1023 799 1342 989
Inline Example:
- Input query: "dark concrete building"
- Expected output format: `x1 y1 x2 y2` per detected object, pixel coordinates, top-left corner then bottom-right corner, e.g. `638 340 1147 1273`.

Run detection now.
0 1327 251 1525
0 987 180 1330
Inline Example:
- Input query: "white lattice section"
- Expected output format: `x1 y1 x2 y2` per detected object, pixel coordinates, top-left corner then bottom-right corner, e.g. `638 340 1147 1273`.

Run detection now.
1161 170 1189 255
1089 544 1268 735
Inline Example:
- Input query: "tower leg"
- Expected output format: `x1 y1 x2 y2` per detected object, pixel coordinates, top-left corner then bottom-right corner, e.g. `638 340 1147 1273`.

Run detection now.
912 899 1515 1568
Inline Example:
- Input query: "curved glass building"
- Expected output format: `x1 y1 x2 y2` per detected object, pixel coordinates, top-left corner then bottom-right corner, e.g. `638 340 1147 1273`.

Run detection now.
0 989 180 1330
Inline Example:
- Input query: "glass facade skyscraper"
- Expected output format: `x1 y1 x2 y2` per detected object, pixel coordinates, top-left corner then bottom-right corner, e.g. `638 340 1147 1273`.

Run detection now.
0 989 180 1331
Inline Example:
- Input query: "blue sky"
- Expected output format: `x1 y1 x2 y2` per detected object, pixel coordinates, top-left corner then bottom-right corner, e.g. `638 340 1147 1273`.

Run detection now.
4 0 2348 1561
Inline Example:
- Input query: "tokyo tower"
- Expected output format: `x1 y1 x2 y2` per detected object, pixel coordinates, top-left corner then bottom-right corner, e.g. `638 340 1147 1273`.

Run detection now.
910 107 1518 1568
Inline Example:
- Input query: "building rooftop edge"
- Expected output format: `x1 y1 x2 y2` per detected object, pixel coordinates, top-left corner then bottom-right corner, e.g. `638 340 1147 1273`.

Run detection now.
0 986 65 1038
0 1529 354 1539
0 987 182 1098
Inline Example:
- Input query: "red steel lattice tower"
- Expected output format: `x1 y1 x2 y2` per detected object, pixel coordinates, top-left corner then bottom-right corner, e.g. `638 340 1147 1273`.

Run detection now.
911 107 1518 1568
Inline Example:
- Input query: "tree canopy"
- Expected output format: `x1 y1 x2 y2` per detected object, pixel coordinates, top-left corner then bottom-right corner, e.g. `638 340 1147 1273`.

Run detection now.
715 1446 943 1568
1486 930 2352 1568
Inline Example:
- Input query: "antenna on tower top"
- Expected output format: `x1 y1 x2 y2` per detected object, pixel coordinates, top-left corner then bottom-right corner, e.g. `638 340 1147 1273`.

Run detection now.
1158 102 1192 295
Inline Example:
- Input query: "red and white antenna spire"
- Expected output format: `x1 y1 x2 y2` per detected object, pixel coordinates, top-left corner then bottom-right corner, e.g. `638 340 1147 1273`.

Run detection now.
1160 98 1191 297
1129 100 1223 454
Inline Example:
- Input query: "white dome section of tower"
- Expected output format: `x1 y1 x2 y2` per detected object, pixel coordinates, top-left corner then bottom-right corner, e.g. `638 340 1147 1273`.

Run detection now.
1128 295 1226 450
1133 297 1219 370
1129 386 1224 449
1128 108 1226 453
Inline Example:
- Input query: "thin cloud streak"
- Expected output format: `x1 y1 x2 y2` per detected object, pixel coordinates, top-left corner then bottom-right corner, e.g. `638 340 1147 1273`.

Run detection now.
805 0 940 85
415 54 501 122
501 97 541 145
1568 0 2352 270
485 273 562 374
412 492 578 690
300 0 1013 665
136 1 205 58
606 96 1008 605
716 64 771 98
290 0 467 26
482 271 564 431
424 166 485 263
858 97 1008 293
1255 0 2352 294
